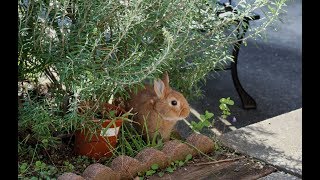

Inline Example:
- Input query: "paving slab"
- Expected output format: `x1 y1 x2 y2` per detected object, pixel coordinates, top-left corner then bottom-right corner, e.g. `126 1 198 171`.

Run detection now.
259 171 301 180
219 108 302 177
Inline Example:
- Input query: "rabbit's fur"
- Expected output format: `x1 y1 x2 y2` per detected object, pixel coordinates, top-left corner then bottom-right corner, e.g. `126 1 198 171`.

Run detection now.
126 72 190 141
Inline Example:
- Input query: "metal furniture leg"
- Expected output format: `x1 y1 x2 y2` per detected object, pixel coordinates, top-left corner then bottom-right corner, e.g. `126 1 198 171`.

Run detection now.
231 20 257 109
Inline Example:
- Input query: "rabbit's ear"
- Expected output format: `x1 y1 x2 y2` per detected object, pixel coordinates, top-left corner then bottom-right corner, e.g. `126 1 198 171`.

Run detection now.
154 79 165 99
162 71 169 87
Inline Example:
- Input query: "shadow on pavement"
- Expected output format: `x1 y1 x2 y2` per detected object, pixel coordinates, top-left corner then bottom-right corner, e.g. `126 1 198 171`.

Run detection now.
219 125 302 178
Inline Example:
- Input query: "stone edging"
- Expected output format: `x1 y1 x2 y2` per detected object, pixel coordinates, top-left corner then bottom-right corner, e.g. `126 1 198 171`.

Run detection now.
58 133 215 180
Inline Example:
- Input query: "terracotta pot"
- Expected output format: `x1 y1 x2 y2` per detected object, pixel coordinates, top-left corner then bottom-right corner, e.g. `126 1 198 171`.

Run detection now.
74 103 125 160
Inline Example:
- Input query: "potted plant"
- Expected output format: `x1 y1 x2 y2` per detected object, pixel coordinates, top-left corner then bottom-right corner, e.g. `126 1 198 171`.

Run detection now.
74 101 127 160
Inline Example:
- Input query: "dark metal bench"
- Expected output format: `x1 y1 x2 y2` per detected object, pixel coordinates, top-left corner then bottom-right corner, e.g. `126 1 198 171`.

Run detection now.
217 0 260 109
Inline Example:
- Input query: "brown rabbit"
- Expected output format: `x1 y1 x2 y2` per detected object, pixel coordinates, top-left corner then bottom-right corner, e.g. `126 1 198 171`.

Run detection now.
126 72 190 141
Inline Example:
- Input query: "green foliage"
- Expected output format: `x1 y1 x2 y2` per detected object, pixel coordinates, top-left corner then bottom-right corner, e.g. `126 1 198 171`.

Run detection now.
219 97 234 119
145 169 156 176
19 162 28 175
116 121 164 158
18 0 287 177
145 164 159 176
189 97 234 132
138 153 193 178
18 155 94 179
151 164 159 170
166 166 175 173
62 161 75 172
164 154 193 174
18 0 287 102
19 160 58 179
73 155 94 172
158 171 165 177
191 110 214 132
185 154 193 162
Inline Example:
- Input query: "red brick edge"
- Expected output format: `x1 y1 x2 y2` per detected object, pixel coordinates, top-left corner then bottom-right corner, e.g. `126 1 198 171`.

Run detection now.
58 133 215 180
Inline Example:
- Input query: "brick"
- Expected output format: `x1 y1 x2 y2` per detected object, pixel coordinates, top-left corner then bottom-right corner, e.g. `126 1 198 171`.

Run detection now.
57 172 84 180
186 133 215 155
82 163 120 180
111 155 142 180
162 140 193 163
135 148 169 172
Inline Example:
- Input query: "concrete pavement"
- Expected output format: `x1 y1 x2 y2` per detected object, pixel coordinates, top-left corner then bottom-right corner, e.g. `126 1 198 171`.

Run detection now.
219 108 302 179
260 171 301 180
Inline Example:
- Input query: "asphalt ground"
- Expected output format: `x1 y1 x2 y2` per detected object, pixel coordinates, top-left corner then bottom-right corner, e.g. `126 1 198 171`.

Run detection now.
177 0 302 136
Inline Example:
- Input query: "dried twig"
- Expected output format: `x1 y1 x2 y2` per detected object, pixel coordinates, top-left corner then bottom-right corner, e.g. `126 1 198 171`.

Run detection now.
194 156 246 166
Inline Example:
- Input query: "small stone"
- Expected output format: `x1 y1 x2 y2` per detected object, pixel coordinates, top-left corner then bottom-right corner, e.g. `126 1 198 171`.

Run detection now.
232 117 237 123
57 172 84 180
161 140 193 163
135 148 169 172
111 155 142 179
186 133 215 155
82 163 120 180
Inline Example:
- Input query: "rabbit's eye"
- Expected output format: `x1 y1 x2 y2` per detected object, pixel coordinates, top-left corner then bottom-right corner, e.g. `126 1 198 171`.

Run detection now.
171 100 177 106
